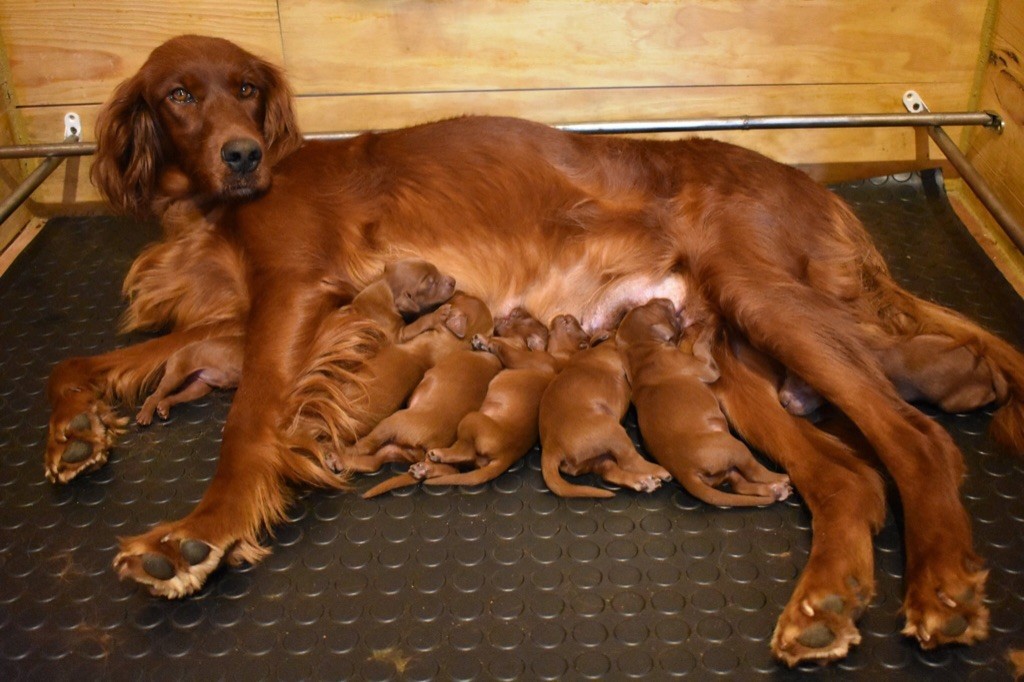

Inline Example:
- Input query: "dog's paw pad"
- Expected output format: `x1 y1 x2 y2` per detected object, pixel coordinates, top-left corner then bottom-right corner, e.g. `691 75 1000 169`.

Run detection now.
180 539 212 565
795 623 836 649
409 462 430 479
142 554 176 580
68 412 92 432
61 439 93 463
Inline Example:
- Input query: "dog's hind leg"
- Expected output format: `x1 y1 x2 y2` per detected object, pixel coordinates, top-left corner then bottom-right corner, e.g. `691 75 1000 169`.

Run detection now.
714 338 883 665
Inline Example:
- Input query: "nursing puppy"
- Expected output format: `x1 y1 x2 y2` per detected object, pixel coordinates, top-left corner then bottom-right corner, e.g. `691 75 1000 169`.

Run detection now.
363 311 591 497
539 329 671 498
328 293 499 473
618 298 791 506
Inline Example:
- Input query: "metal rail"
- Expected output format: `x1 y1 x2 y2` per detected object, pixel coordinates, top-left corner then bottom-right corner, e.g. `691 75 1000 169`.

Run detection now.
0 110 1002 160
0 106 1016 247
0 135 78 225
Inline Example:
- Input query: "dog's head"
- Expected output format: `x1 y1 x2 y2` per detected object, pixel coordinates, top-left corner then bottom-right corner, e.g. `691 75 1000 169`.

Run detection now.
92 35 303 216
616 298 679 349
383 260 457 318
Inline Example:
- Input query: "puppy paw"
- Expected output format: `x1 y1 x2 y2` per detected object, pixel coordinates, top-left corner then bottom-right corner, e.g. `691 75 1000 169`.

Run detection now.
771 479 793 501
470 334 492 352
772 578 871 666
902 562 989 649
114 526 225 599
46 401 127 484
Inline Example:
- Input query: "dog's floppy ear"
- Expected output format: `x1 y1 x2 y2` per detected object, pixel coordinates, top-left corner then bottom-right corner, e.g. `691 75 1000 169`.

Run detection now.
526 332 546 351
257 58 303 163
394 291 419 315
651 322 676 344
91 73 163 218
444 309 469 338
688 324 721 383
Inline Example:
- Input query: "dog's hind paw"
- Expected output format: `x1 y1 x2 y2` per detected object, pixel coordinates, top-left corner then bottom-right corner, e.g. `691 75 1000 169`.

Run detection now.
45 401 127 484
902 564 989 649
114 526 226 599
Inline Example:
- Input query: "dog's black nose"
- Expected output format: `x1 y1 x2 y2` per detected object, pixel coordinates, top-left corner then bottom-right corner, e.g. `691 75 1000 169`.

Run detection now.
221 138 263 174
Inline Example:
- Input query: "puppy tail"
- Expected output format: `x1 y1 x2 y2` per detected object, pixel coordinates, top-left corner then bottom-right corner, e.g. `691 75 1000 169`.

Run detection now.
541 449 615 498
362 473 420 499
889 284 1024 454
676 471 781 508
424 460 509 487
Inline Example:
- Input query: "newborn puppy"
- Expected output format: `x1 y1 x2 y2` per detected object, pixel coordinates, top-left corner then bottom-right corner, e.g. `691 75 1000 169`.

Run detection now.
136 260 451 426
779 331 1009 416
363 311 590 497
539 327 671 498
618 298 791 506
330 293 499 474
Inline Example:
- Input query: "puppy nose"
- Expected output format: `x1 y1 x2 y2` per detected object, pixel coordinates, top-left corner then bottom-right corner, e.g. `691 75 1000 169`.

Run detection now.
221 138 263 174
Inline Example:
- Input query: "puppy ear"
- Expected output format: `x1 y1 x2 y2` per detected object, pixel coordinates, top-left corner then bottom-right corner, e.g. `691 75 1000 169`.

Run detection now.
589 329 612 346
689 325 721 383
395 291 419 315
90 74 162 218
652 322 676 343
257 58 303 163
445 309 469 338
526 332 546 351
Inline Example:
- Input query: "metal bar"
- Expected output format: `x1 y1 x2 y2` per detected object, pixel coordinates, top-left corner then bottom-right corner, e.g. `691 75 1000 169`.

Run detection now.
0 137 76 225
927 124 1024 253
0 110 1002 159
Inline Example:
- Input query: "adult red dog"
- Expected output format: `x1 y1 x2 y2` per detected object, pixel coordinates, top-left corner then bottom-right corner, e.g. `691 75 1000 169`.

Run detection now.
44 35 1024 665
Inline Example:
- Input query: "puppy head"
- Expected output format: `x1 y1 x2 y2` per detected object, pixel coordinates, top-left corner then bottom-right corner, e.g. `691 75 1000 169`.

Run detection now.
495 307 549 351
547 314 591 355
616 298 679 349
384 259 457 317
444 293 493 339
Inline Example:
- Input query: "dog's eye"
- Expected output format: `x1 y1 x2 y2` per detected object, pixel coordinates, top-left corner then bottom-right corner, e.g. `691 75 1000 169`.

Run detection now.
169 87 194 104
239 82 257 99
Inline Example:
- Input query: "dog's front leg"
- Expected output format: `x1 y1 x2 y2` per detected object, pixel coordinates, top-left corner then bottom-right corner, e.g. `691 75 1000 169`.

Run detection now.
112 280 358 597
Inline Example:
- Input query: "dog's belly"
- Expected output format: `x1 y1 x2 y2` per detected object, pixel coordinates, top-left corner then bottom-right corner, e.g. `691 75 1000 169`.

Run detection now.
496 270 688 334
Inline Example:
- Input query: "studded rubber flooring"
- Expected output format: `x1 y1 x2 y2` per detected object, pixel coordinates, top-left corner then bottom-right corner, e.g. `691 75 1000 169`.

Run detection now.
1 171 1023 680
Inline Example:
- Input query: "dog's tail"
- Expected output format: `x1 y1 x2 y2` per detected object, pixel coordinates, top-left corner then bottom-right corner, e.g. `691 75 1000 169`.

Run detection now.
884 280 1024 454
541 449 615 498
424 459 510 487
675 470 782 508
362 473 420 499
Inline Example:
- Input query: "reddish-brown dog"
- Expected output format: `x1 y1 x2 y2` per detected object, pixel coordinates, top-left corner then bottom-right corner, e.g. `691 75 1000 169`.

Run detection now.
46 34 1024 663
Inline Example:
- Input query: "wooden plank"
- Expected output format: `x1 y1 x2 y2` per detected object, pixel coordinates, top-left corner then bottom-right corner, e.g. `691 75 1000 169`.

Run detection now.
964 0 1024 243
947 180 1024 300
279 0 988 95
17 81 970 208
0 0 282 106
0 218 45 279
0 30 32 248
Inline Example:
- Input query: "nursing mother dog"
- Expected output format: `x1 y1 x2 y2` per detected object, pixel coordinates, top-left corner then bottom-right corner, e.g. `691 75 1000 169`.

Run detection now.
43 35 1024 665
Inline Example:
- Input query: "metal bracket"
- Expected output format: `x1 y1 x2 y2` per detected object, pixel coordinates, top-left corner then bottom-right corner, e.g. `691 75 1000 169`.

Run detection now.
63 113 82 141
902 90 930 115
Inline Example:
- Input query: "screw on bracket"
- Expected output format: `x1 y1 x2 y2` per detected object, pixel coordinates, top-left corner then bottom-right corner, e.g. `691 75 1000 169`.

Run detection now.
64 113 82 141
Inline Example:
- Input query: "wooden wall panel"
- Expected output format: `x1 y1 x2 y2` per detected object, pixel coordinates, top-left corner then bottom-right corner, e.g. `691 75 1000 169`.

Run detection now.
962 0 1024 281
279 0 986 94
0 0 282 106
0 0 994 213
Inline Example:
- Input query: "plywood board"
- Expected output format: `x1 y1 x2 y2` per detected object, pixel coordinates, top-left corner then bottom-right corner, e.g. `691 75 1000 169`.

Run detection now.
0 0 283 106
279 0 988 95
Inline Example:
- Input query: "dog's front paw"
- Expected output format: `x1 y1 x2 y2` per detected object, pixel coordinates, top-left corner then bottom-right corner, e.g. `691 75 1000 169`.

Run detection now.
46 399 127 483
772 575 872 666
902 559 989 649
114 525 226 599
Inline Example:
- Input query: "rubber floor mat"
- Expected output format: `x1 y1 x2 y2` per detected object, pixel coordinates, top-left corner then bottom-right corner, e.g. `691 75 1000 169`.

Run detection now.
0 171 1022 680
